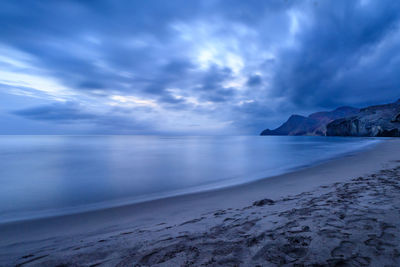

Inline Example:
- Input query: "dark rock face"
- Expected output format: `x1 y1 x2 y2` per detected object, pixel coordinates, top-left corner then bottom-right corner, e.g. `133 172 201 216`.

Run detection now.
261 99 400 137
392 112 400 123
253 198 275 206
260 115 320 136
326 100 400 137
260 107 359 136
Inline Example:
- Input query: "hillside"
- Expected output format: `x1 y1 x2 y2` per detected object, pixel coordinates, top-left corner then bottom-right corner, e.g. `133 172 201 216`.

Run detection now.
326 100 400 137
260 107 359 136
261 100 400 137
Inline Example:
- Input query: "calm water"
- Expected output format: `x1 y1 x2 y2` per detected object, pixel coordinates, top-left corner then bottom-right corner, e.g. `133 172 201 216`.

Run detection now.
0 135 378 223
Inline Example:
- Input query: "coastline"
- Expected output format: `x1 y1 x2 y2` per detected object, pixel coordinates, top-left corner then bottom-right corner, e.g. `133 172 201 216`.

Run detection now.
2 138 400 266
0 136 380 225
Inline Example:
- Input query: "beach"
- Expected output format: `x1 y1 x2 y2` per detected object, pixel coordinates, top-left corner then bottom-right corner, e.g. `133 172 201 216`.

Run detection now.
1 139 400 266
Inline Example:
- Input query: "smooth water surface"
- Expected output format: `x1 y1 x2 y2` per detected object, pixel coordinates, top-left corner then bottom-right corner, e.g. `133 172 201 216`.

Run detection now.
0 135 378 222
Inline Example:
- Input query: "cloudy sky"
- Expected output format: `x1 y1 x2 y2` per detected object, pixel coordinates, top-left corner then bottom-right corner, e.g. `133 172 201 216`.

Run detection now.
1 0 400 135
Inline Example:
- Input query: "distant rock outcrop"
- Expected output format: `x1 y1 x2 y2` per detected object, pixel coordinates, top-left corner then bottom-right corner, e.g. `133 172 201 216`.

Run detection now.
261 99 400 137
260 106 359 136
326 100 400 137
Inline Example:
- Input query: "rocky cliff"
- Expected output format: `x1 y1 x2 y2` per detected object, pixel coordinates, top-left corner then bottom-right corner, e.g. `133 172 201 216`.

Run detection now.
260 106 359 136
326 100 400 137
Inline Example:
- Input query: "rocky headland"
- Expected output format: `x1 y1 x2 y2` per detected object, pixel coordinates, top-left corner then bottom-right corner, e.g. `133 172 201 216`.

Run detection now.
261 99 400 137
326 100 400 137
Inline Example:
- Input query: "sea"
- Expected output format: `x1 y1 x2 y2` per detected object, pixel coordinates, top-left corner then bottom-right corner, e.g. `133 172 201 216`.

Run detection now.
0 135 380 223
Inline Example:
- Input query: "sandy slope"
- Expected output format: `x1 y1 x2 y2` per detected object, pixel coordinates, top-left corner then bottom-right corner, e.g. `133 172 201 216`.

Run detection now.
1 139 400 266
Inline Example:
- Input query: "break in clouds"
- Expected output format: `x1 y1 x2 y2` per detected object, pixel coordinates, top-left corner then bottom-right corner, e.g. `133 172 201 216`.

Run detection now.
1 0 400 134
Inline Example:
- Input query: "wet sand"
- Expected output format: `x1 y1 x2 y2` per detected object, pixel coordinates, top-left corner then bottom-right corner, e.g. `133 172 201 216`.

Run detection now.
1 139 400 266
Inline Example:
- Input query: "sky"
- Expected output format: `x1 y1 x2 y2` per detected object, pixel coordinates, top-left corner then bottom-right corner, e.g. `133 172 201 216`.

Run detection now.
1 0 400 135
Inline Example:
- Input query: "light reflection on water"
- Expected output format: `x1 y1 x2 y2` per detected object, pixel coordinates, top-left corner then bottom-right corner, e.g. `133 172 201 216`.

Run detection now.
0 135 378 222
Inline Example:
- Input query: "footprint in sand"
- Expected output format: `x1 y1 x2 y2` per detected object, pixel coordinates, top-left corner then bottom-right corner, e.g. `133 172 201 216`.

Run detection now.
331 241 355 258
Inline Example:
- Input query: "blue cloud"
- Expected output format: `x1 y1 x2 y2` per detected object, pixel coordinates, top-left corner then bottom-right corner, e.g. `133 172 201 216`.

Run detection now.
12 103 96 122
247 74 262 87
1 0 400 134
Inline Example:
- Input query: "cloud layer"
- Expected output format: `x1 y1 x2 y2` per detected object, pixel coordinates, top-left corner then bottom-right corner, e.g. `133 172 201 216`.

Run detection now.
1 0 400 134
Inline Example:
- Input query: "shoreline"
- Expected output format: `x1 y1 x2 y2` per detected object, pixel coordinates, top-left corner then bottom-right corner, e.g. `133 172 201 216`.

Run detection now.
0 137 381 225
2 138 400 266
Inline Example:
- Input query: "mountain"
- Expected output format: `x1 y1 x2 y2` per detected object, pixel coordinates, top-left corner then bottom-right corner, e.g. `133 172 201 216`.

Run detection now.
260 106 359 136
326 99 400 137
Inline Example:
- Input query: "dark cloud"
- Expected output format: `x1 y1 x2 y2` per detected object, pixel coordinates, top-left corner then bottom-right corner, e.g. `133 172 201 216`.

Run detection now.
159 94 186 104
204 87 236 103
12 103 97 122
144 59 196 95
199 66 233 91
78 81 106 90
11 102 150 133
246 74 262 87
272 1 400 109
162 59 195 76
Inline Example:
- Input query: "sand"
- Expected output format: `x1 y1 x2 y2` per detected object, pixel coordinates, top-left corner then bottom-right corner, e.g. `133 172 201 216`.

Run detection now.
1 139 400 266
